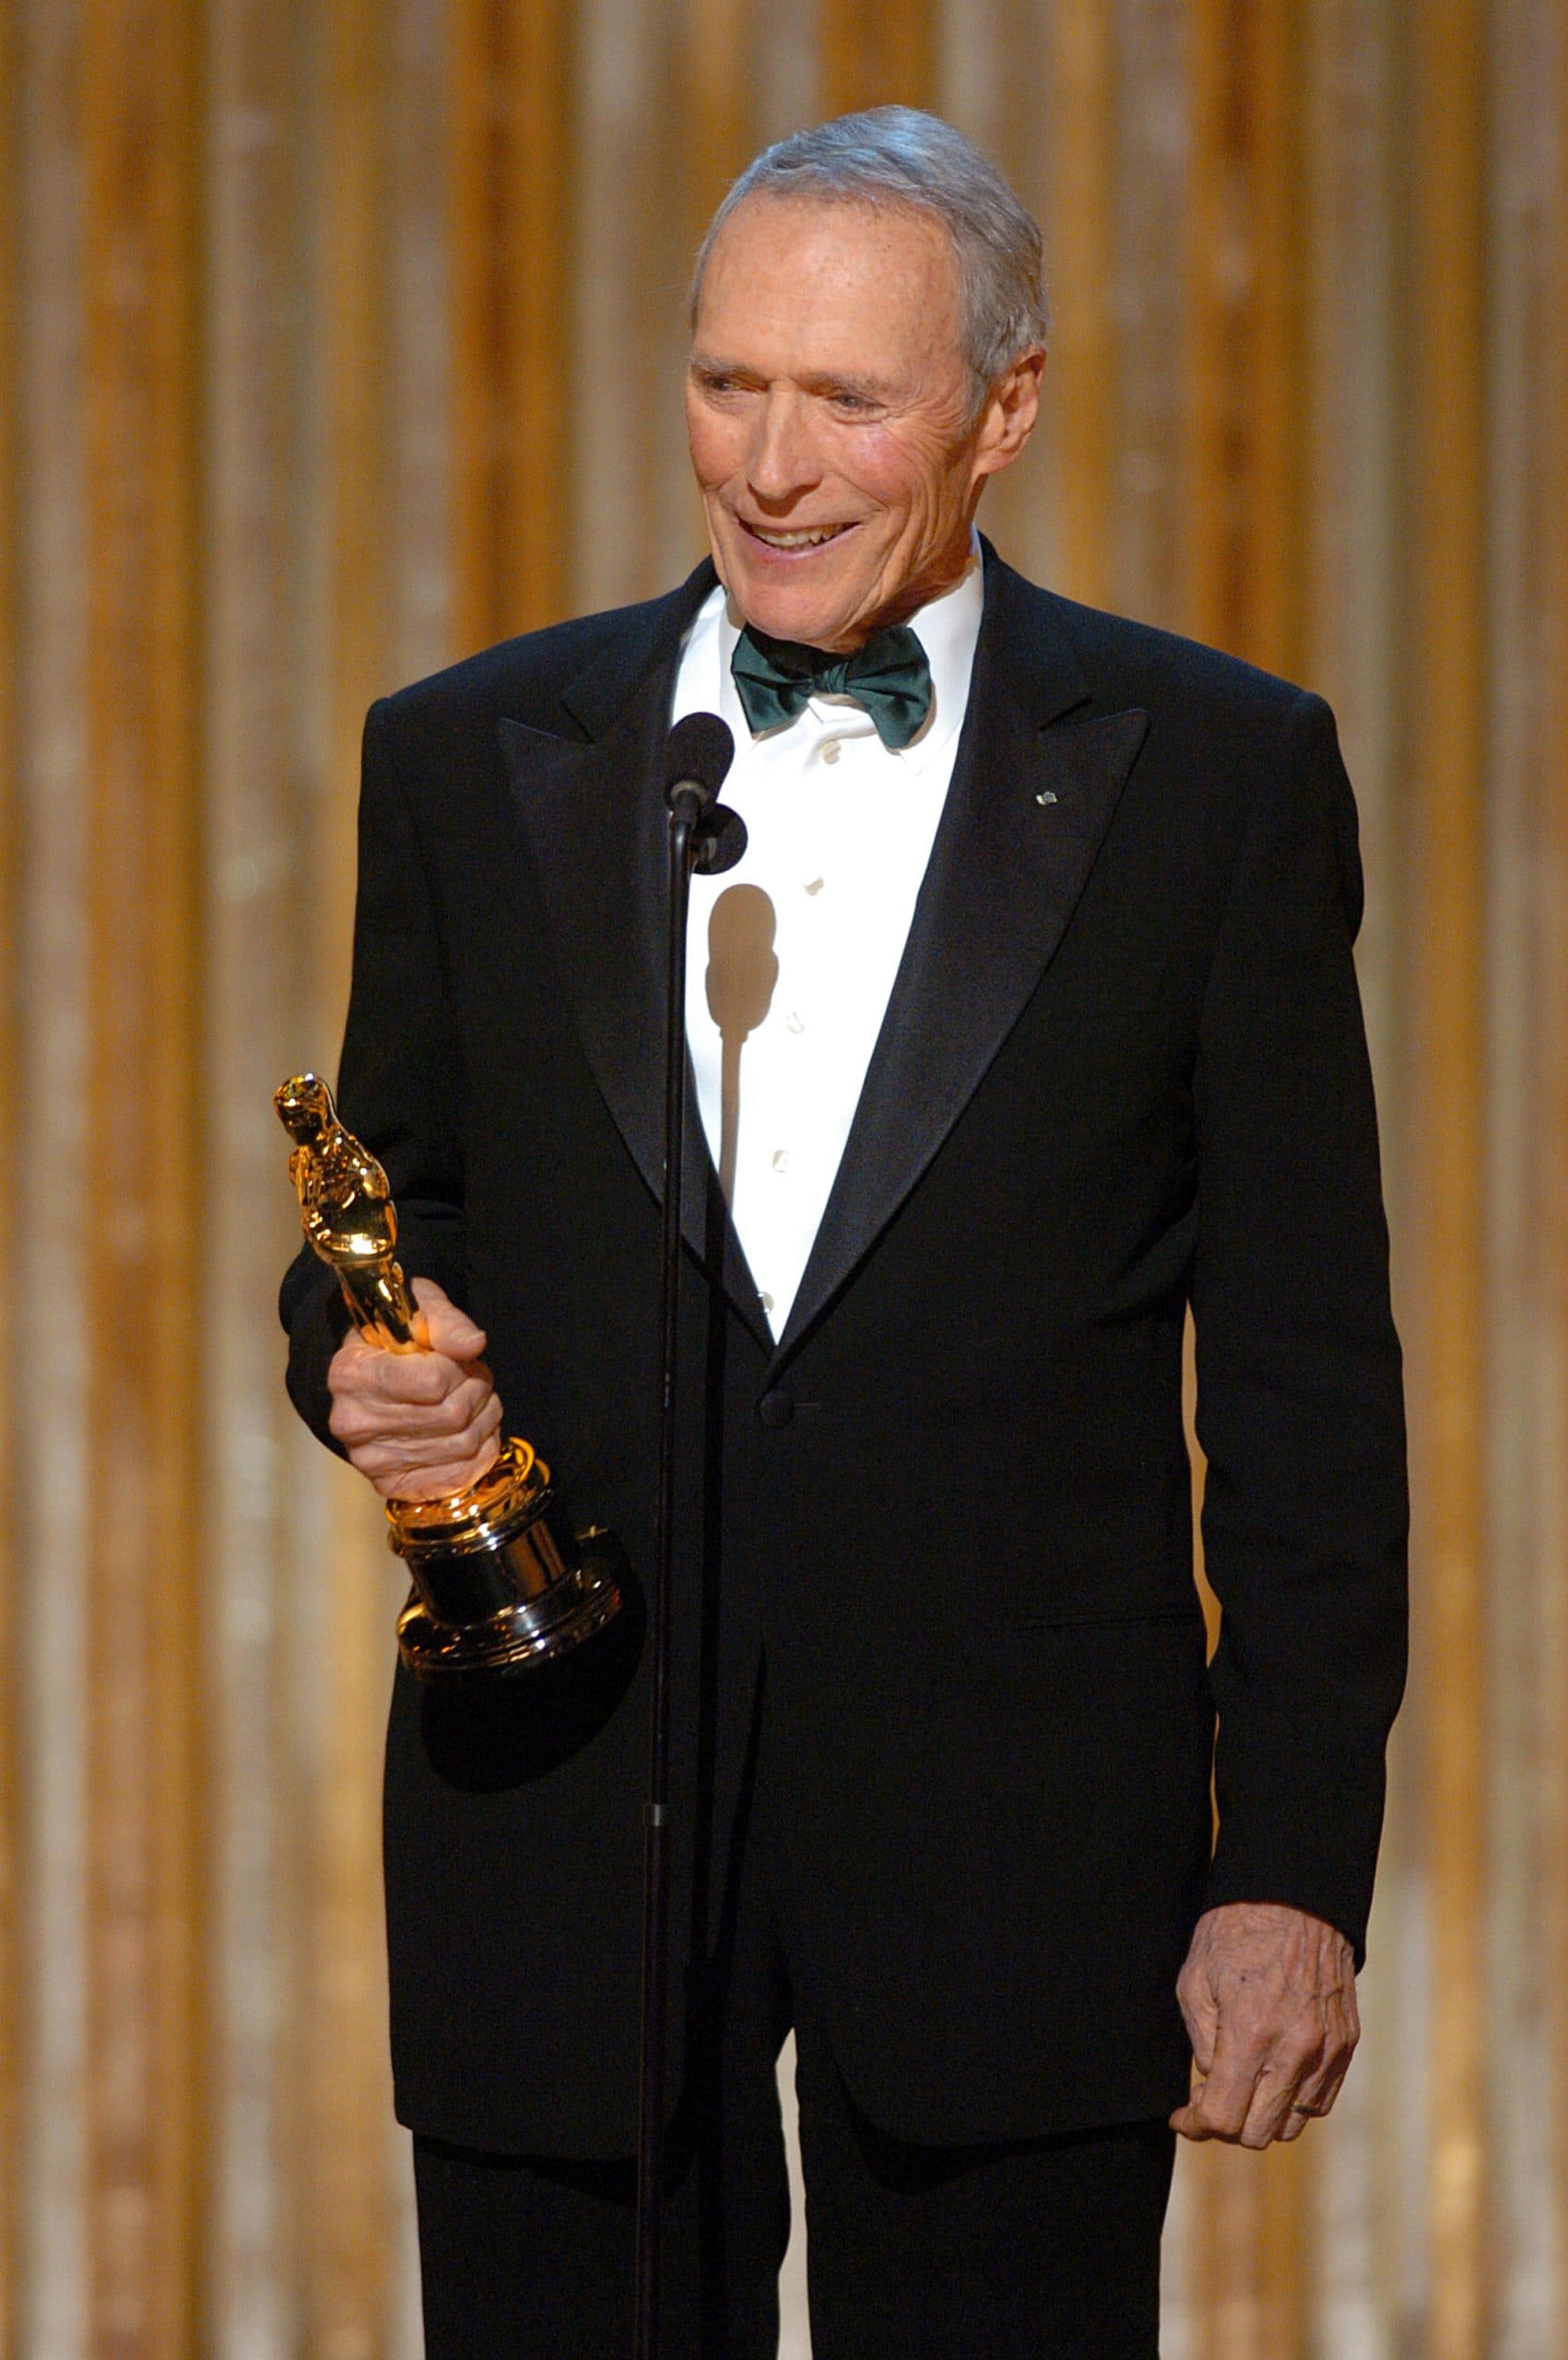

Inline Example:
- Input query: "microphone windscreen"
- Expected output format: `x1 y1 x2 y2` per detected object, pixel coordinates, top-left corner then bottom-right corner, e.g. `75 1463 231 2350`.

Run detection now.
664 711 735 807
694 805 749 877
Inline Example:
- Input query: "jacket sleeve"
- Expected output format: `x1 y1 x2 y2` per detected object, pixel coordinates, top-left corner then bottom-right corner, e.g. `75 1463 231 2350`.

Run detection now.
1191 689 1409 1965
279 696 472 1453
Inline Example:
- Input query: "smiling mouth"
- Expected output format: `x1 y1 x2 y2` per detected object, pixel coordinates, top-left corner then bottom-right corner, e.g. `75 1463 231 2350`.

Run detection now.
738 519 855 551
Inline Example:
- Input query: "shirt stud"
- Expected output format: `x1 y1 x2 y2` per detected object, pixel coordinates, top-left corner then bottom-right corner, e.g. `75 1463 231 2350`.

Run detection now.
1036 789 1058 806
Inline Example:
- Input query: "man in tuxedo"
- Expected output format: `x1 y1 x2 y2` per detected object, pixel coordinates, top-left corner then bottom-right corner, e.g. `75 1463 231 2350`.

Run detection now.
282 107 1407 2358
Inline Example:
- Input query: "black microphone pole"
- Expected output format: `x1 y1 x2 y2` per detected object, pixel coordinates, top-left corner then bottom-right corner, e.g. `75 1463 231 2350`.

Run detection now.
635 714 742 2360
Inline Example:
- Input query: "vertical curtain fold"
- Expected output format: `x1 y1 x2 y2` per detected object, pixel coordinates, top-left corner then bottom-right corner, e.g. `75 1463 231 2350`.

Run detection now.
81 0 205 2347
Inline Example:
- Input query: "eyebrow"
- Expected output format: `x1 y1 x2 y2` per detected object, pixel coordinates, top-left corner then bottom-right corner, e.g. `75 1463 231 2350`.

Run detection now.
689 353 892 402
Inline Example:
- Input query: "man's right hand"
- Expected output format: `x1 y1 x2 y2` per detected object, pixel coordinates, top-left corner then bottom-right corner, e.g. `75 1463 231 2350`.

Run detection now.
327 1276 504 1500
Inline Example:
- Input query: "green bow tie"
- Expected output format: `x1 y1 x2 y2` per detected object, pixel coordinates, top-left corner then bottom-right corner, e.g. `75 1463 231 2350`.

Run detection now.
730 621 934 751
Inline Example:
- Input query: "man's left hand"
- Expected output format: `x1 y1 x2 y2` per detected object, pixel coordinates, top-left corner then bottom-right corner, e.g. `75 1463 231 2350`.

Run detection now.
1168 1902 1359 2148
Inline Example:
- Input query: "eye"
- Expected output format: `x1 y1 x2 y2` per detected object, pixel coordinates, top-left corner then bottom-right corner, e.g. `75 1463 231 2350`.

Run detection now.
694 368 747 398
829 391 875 415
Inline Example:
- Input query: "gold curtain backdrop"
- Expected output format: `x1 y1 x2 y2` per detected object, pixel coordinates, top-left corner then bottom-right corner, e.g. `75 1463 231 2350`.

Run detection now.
1 2 1563 2353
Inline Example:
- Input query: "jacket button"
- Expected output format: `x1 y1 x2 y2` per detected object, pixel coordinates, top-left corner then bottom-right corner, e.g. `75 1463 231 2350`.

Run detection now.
758 1389 795 1429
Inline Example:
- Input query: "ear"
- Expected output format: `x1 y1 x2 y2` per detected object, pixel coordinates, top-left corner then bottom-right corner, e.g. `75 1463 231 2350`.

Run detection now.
972 348 1046 485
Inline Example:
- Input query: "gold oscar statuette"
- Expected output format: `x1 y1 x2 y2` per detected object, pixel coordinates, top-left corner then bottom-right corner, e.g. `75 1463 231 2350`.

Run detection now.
276 1073 624 1678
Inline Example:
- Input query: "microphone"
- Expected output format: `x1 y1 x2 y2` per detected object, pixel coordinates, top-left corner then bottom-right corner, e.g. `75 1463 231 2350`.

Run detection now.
664 712 734 820
663 712 747 876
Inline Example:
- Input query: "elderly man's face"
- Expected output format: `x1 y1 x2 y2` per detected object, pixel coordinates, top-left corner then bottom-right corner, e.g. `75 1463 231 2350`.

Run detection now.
687 195 1037 652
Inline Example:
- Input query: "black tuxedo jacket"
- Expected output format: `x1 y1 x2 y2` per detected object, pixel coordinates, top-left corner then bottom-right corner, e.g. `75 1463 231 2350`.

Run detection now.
281 543 1408 2158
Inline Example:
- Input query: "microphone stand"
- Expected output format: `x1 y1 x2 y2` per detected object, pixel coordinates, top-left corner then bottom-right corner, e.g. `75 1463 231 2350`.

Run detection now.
634 766 743 2360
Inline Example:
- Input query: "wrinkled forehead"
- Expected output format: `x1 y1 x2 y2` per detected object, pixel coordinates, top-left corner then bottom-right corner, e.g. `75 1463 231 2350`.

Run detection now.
692 192 966 372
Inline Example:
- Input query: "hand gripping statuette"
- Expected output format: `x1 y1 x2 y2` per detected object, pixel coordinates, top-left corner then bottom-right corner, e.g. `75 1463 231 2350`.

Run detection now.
276 1073 623 1678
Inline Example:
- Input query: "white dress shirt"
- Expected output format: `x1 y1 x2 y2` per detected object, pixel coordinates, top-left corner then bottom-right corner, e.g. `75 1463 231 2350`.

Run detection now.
672 549 984 1338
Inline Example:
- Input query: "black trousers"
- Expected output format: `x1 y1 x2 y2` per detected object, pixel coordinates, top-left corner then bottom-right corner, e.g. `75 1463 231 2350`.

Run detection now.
413 1689 1174 2359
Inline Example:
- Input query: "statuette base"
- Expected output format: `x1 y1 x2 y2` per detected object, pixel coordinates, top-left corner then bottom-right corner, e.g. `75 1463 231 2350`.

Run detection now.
396 1530 625 1679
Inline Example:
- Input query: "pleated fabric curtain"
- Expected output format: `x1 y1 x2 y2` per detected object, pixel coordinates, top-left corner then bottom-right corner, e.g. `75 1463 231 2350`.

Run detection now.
1 3 1564 2354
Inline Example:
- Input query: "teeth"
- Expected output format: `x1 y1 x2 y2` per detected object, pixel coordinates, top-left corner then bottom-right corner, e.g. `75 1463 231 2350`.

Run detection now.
750 525 846 549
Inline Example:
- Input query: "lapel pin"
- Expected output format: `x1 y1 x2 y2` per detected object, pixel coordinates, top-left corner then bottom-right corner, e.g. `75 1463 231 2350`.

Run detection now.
1035 789 1058 806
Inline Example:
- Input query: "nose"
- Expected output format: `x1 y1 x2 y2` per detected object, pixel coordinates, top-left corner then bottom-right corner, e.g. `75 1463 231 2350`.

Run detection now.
745 391 820 505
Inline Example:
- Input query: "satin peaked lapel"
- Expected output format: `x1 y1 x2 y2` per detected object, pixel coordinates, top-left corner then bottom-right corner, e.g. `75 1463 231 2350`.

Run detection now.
774 585 1149 1364
498 572 772 1351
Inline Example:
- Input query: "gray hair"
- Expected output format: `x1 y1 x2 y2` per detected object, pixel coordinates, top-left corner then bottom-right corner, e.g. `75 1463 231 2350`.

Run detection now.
690 107 1049 407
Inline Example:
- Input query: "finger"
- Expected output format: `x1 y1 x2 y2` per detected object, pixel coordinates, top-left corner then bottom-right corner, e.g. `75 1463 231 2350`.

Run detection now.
1238 2059 1314 2150
1176 1975 1220 2076
371 1434 502 1501
369 1347 484 1406
332 1377 461 1447
1289 2051 1346 2122
1170 2081 1239 2143
1283 1993 1358 2118
409 1389 502 1461
330 1343 456 1416
348 1393 503 1480
327 1329 382 1390
1275 2078 1340 2141
412 1277 487 1360
359 1406 498 1463
1186 2017 1272 2142
418 1373 501 1436
334 1368 498 1445
1170 2064 1223 2143
1293 2039 1355 2125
